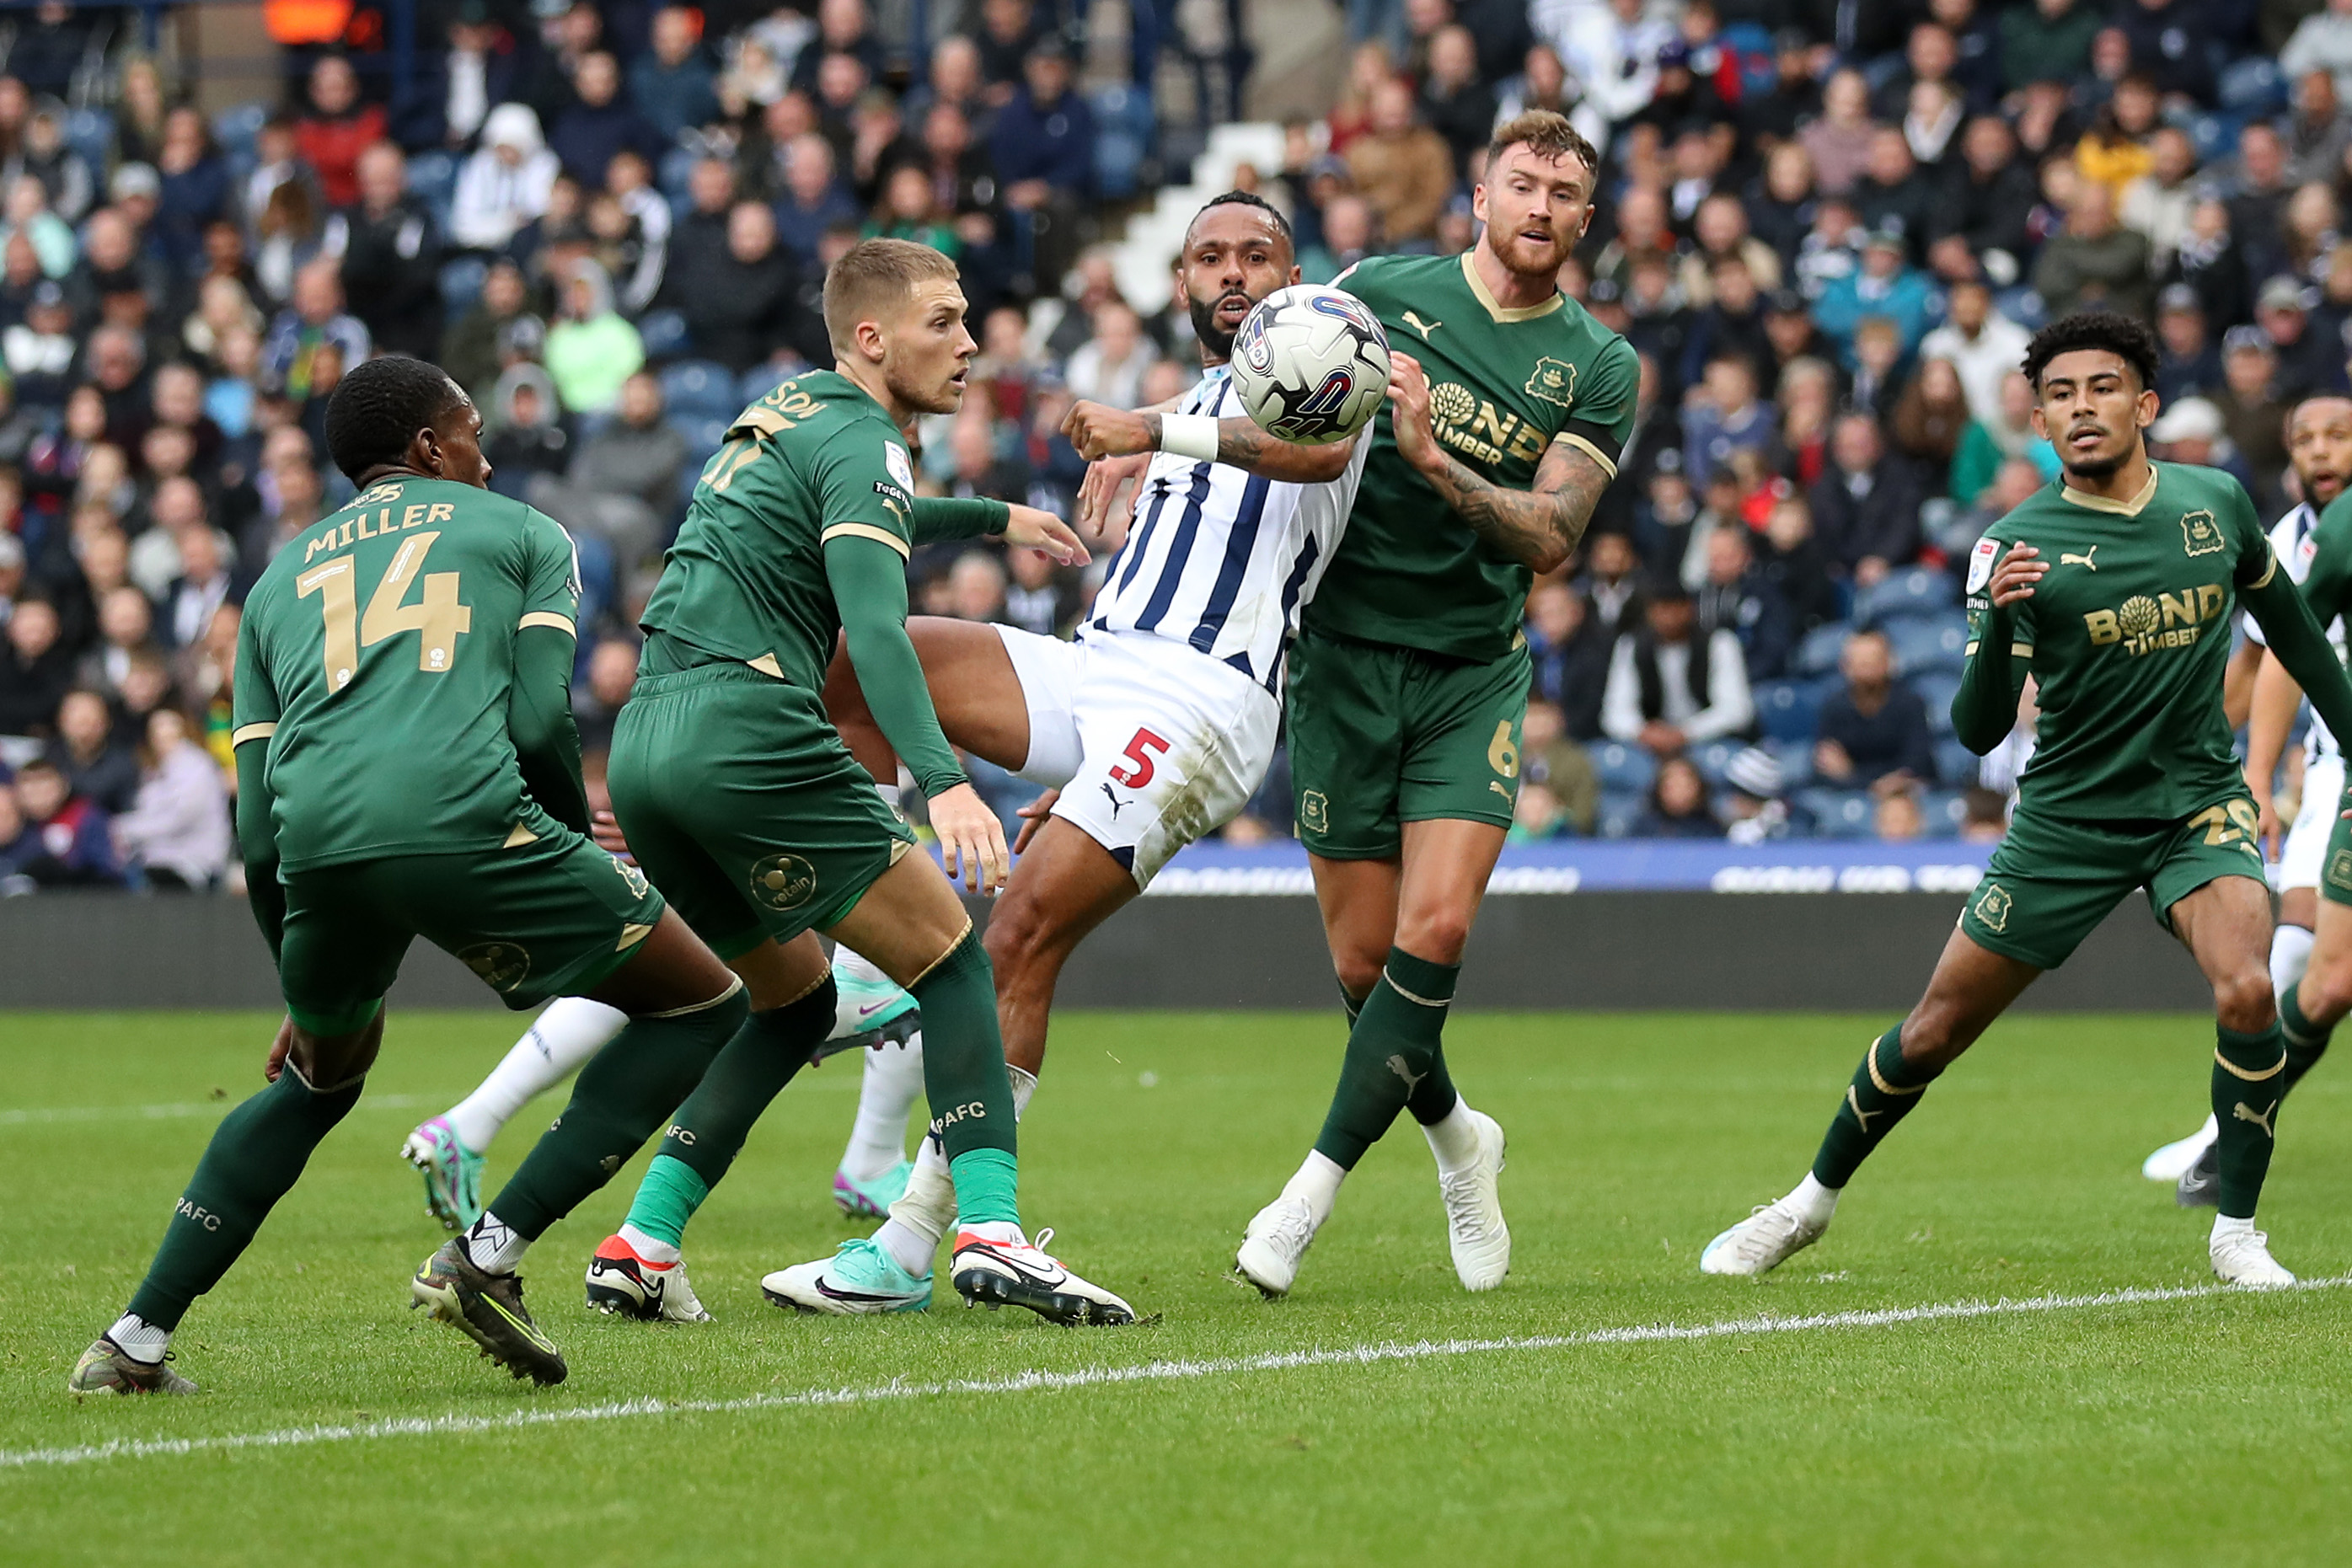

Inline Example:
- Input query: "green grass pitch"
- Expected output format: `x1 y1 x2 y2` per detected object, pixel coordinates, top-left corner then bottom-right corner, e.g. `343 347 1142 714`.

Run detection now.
3 1009 2350 1566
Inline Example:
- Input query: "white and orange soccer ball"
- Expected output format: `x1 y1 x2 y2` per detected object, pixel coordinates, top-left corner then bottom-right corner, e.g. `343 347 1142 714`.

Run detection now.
1229 284 1392 446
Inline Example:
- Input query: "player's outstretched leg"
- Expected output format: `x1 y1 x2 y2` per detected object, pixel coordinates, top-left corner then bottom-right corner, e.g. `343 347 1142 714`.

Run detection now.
827 852 1133 1325
2172 878 2299 1287
829 943 924 1218
72 1009 384 1396
1701 929 2035 1278
405 997 627 1232
416 912 747 1382
585 934 838 1322
2153 896 2316 1194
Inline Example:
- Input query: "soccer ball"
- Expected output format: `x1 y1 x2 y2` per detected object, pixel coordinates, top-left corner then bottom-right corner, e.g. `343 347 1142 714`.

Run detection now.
1229 284 1392 446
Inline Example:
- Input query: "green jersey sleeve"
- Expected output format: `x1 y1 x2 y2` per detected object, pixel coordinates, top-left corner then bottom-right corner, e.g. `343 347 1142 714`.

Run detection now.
2305 490 2352 628
520 511 583 635
2227 479 2278 589
812 422 921 559
1557 334 1640 475
231 595 281 743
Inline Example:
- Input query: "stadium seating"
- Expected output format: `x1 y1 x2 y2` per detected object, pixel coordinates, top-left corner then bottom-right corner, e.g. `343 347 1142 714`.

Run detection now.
1755 679 1829 743
659 361 740 421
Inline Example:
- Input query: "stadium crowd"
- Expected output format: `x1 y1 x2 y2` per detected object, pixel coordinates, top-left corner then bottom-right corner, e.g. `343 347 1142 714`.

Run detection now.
0 0 2342 892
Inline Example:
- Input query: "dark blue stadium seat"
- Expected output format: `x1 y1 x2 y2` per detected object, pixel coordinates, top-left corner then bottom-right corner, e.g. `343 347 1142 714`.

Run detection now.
213 102 266 160
1797 787 1876 839
1590 741 1658 795
1920 790 1968 838
1596 791 1643 839
1690 739 1739 784
1791 620 1851 677
1090 83 1155 201
662 361 739 420
1884 615 1969 676
438 256 487 313
1766 737 1815 790
1755 678 1827 742
64 108 112 177
407 150 459 233
676 414 730 473
1935 736 1982 788
737 361 802 405
639 310 690 363
1853 565 1957 625
1913 672 1964 736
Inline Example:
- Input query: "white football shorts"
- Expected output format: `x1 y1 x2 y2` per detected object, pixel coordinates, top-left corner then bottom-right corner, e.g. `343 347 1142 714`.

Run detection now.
2278 752 2344 893
991 625 1281 887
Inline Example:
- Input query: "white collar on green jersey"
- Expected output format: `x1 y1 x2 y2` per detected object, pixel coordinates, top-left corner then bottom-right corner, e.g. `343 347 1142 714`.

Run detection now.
1460 250 1565 323
2060 463 2161 517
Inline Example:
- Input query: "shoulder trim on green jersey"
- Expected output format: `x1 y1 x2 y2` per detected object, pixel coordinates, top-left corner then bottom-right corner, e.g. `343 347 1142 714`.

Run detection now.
517 611 576 635
2247 552 2278 590
1460 250 1563 322
231 722 276 747
2059 464 2160 516
822 522 912 559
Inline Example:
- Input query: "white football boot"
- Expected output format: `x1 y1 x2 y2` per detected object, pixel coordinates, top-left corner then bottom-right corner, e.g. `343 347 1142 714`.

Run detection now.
1700 1198 1829 1276
2142 1113 2218 1183
1439 1109 1510 1290
1235 1196 1321 1298
2210 1223 2296 1289
950 1227 1136 1325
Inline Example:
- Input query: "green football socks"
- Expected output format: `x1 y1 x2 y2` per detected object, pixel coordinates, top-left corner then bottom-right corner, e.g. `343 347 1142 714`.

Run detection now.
1313 947 1459 1170
2211 1022 2287 1221
483 987 748 1242
1810 1026 1941 1190
622 977 840 1246
908 928 1020 1225
2280 983 2333 1094
123 1062 365 1333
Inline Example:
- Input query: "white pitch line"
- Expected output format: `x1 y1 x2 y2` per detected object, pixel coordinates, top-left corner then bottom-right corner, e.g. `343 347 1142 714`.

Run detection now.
10 1276 2344 1472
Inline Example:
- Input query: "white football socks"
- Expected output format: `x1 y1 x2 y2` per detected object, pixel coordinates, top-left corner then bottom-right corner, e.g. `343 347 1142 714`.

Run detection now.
2273 922 2315 1002
1282 1151 1347 1227
871 1065 1037 1274
462 1210 530 1274
840 1032 925 1181
105 1312 169 1364
618 1222 680 1266
1787 1172 1840 1227
445 998 627 1153
1422 1099 1484 1175
2212 1213 2259 1244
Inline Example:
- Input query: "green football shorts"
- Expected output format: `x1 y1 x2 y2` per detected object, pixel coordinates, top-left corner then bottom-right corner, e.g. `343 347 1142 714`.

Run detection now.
1958 795 2268 970
2322 796 2352 909
276 816 667 1036
605 663 914 958
1283 624 1529 859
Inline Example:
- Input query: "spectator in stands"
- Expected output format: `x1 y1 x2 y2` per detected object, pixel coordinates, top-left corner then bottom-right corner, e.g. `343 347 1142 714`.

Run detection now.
1891 355 1981 498
160 523 238 652
1760 491 1840 634
774 134 860 262
1002 547 1078 638
1722 746 1791 843
1918 279 2031 429
1636 754 1725 838
3 178 73 281
1680 352 1773 490
17 96 93 225
2214 325 2292 507
485 365 569 500
991 40 1094 283
1601 581 1755 758
2001 0 2101 88
1515 697 1595 832
151 107 229 276
1810 412 1921 587
635 5 721 142
9 755 121 886
1814 628 1935 792
293 55 386 210
1064 302 1151 411
451 103 560 254
44 687 137 812
1814 230 1934 363
1524 579 1608 737
947 550 1010 623
2254 275 2345 400
261 259 368 409
110 706 229 890
944 412 1030 506
0 595 69 736
537 371 686 570
1696 526 1792 683
76 582 157 696
1798 69 1877 198
551 51 664 186
544 259 642 417
1299 195 1376 285
1345 78 1452 245
442 259 531 399
329 143 443 362
1417 25 1493 178
1874 784 1926 841
676 201 822 372
573 636 640 757
2124 123 2204 270
1851 129 1934 264
2035 177 2155 322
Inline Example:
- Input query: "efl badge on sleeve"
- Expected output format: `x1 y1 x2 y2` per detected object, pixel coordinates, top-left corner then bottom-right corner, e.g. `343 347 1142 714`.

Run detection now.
1966 536 2000 595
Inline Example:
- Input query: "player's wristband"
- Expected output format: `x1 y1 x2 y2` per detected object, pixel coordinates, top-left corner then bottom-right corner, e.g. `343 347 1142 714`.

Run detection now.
1158 413 1220 463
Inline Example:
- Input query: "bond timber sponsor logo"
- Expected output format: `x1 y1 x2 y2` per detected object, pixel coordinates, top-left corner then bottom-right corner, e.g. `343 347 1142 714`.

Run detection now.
750 853 819 911
1973 880 2012 933
1428 381 1548 465
2328 848 2352 891
458 941 533 993
2180 509 2224 557
1299 790 1330 836
2082 585 2226 655
1524 356 1578 409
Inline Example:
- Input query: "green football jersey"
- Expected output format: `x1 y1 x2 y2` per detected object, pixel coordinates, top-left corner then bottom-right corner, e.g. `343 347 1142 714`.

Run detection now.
1306 251 1641 661
233 476 581 870
640 369 918 690
2294 487 2352 631
1965 462 2275 819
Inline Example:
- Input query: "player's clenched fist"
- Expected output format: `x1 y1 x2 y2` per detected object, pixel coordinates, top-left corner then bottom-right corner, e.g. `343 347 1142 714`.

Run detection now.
1987 542 2048 606
1062 399 1155 460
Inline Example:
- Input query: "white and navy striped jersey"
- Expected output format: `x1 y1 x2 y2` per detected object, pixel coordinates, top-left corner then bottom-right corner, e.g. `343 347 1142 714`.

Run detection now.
1086 367 1358 693
2240 500 2342 761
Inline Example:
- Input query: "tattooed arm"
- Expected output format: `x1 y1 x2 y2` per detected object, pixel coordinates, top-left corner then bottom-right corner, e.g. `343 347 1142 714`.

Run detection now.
1384 350 1611 575
1061 399 1358 483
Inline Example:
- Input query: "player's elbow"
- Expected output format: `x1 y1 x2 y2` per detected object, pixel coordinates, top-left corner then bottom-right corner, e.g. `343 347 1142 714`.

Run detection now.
1525 538 1572 575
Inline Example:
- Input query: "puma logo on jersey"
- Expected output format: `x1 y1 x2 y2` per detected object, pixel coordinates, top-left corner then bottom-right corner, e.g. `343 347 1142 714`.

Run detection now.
1401 311 1443 340
2060 548 2098 570
2233 1100 2276 1138
1101 782 1126 819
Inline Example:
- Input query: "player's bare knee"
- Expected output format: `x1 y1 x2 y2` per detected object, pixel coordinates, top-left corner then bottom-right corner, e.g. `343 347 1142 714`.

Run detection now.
1331 949 1385 999
2212 967 2277 1033
1393 909 1472 966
